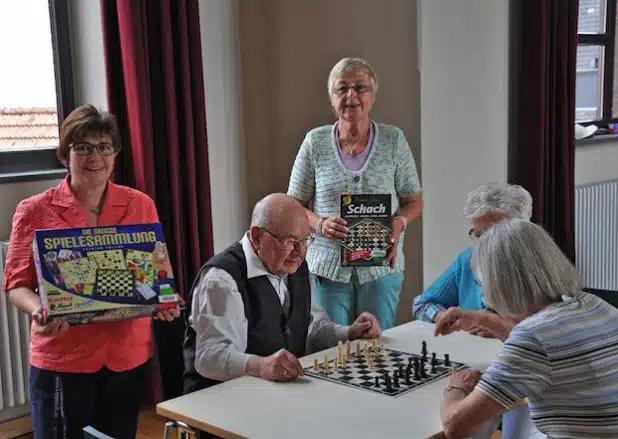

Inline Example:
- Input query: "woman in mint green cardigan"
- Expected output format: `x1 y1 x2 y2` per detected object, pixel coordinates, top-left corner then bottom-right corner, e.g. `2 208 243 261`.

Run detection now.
287 57 423 330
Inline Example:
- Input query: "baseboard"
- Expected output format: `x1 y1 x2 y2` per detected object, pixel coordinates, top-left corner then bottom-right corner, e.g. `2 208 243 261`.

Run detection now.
0 415 33 439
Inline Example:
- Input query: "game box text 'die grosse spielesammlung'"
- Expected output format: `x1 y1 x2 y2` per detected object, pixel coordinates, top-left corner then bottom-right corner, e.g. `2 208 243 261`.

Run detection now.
33 223 180 325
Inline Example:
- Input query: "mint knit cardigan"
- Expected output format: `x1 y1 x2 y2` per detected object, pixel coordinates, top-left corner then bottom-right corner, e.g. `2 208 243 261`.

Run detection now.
287 122 422 284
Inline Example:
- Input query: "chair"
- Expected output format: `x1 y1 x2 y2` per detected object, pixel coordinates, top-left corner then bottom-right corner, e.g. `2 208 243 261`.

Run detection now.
583 287 618 309
83 426 115 439
163 420 198 439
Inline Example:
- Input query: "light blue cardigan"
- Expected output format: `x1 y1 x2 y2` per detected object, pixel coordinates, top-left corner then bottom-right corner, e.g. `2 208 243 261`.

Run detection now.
287 122 421 284
412 247 485 322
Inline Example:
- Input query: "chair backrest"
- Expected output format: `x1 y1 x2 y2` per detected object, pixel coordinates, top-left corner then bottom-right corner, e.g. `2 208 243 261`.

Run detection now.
583 287 618 309
83 426 115 439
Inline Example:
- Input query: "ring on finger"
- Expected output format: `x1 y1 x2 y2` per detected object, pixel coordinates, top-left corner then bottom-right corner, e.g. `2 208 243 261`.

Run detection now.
282 369 288 377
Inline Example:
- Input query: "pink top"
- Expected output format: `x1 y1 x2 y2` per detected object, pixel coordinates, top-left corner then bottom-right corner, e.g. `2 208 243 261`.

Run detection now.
3 176 160 373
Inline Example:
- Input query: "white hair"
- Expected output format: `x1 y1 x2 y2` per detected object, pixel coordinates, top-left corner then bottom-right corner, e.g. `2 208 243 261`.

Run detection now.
471 219 581 316
327 57 379 96
463 182 533 221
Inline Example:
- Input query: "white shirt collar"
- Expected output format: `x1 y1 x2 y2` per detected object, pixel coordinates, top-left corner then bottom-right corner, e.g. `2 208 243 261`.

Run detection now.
240 233 287 282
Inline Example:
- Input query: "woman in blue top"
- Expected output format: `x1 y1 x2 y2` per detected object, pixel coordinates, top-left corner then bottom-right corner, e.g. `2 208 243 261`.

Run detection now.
413 182 533 334
287 57 423 331
414 182 543 439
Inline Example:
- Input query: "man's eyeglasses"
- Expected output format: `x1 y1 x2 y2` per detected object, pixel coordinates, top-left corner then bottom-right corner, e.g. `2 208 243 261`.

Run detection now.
261 228 314 251
69 142 118 156
332 84 372 96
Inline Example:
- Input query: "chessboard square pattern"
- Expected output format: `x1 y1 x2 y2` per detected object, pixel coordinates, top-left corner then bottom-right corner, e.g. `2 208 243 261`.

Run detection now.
341 219 392 252
95 269 135 297
305 347 467 398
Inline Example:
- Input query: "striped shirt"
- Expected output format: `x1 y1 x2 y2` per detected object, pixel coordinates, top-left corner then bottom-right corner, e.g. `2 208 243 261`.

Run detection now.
287 122 421 284
476 292 618 438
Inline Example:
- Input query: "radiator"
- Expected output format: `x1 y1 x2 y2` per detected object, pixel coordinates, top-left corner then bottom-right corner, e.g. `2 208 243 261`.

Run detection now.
0 241 31 423
575 179 618 291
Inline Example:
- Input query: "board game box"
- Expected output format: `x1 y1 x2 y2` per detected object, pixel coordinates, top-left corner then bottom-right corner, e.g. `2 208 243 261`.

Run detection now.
32 223 180 325
340 193 392 267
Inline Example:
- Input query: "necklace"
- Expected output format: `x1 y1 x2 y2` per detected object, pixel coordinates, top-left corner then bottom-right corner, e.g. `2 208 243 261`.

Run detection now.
89 206 102 215
343 136 362 156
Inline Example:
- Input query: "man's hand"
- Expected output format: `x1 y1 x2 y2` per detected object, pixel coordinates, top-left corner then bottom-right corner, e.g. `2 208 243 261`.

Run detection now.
258 349 304 381
154 296 185 322
448 369 482 395
348 312 382 340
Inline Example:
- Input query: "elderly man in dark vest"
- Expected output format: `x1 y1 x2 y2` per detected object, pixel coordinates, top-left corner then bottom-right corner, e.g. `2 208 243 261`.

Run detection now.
183 193 381 395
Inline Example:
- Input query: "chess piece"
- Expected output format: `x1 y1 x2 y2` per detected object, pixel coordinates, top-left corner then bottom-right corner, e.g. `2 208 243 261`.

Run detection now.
384 374 392 392
421 361 428 379
399 365 404 377
393 373 400 388
444 354 451 366
313 358 319 372
414 363 420 381
375 376 380 388
373 338 378 353
431 362 437 374
405 368 411 385
346 340 351 357
432 352 437 365
421 340 427 355
356 341 361 357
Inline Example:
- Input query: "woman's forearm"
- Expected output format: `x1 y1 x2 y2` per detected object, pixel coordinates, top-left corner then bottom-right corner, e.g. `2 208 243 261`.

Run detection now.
399 194 423 224
479 312 514 341
303 207 321 233
7 287 41 316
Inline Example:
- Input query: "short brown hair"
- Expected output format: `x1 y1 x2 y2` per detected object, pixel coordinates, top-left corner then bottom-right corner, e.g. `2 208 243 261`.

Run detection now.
57 104 121 164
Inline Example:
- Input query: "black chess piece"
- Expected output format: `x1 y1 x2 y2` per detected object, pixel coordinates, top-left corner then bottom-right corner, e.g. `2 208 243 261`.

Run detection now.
414 362 420 380
431 362 437 374
405 368 411 385
384 374 392 391
444 354 451 366
399 365 404 377
393 373 400 388
420 360 428 378
408 357 413 368
375 376 380 387
431 352 437 364
421 341 428 355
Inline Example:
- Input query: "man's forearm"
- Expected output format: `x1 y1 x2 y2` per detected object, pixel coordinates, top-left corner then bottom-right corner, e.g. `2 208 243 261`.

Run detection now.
245 355 264 378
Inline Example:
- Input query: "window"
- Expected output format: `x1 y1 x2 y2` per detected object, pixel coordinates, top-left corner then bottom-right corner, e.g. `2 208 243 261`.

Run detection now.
575 0 618 125
0 0 74 178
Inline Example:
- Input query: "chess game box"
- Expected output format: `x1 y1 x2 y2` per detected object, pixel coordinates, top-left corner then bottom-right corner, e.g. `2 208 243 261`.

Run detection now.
32 223 180 325
340 193 392 267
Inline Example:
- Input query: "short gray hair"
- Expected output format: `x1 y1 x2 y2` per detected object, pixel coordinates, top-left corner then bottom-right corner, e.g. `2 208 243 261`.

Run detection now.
471 219 581 316
463 182 533 221
327 57 379 96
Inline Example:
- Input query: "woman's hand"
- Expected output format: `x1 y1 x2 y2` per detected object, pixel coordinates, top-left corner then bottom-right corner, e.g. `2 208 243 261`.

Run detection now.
154 296 185 322
32 308 69 337
449 369 482 395
386 217 406 268
321 216 348 241
434 307 484 336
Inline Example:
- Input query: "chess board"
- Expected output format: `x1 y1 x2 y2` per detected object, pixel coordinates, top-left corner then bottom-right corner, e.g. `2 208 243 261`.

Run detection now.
94 269 135 297
341 219 392 254
305 347 467 398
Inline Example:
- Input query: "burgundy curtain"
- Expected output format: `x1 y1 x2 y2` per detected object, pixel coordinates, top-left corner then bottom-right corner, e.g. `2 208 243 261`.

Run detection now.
509 0 579 262
101 0 214 400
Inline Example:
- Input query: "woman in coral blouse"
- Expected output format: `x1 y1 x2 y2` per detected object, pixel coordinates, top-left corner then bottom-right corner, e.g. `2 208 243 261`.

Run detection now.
3 105 181 439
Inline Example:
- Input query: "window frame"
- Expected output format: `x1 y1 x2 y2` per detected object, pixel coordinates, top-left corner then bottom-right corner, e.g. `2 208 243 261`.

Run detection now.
0 0 74 181
577 0 618 127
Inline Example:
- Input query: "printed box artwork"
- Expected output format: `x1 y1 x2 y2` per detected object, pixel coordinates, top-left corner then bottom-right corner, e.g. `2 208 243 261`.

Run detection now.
32 223 180 325
340 193 392 267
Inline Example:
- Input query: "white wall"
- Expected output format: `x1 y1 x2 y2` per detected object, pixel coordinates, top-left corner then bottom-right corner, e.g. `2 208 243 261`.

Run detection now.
576 143 618 185
198 0 248 252
419 0 510 286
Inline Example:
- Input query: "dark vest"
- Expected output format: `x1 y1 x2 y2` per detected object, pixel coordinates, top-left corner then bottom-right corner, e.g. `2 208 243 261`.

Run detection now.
182 242 311 394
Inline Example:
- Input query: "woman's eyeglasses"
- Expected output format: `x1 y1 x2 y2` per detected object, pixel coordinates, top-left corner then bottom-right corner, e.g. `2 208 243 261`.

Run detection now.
69 142 118 156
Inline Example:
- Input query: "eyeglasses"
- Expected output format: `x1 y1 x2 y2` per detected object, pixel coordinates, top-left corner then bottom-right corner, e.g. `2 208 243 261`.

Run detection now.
332 84 372 96
261 228 314 251
468 228 483 240
69 141 118 156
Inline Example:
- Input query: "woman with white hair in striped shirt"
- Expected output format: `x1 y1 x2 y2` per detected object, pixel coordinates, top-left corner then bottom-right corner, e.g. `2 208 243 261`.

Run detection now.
437 219 618 438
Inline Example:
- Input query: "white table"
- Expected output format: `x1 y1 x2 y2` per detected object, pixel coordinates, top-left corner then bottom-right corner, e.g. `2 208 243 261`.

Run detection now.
157 321 503 439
